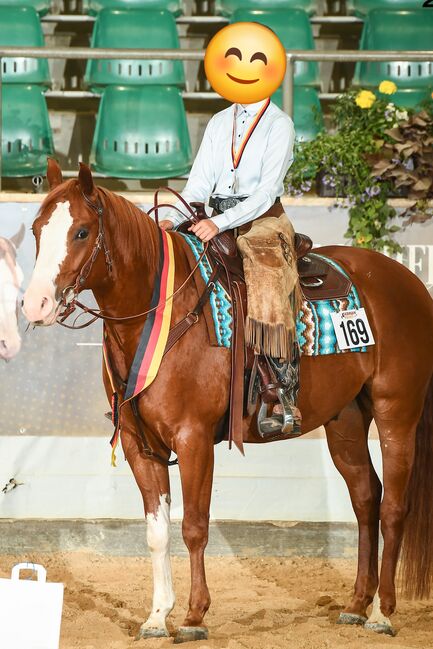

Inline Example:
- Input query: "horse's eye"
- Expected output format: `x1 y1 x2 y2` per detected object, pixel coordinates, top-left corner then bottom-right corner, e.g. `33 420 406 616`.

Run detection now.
75 229 89 240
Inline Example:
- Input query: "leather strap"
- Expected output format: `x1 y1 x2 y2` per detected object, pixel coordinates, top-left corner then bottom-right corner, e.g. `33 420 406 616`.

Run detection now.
163 267 220 357
229 279 246 455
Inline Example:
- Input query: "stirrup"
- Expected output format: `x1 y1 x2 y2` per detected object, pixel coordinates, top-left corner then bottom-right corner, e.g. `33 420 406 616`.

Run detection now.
257 388 302 439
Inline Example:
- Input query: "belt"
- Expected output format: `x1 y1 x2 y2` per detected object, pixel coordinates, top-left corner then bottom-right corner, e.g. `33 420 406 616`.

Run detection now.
209 195 248 214
209 195 281 214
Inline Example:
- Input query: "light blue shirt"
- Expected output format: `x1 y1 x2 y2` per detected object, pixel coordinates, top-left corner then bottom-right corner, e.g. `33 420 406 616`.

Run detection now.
165 99 295 232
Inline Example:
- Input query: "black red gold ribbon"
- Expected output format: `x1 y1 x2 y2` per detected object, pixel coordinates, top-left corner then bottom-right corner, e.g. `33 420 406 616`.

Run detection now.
231 98 271 170
103 228 175 466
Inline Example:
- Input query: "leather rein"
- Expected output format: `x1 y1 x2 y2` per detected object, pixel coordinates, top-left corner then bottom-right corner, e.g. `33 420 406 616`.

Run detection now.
57 187 210 330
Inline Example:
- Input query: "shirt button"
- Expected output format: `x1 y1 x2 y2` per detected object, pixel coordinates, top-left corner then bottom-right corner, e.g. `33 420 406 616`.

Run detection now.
231 169 234 172
228 185 231 189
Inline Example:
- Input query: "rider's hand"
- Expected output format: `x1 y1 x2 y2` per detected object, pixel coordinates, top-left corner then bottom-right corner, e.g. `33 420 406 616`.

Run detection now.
189 220 219 242
159 220 174 231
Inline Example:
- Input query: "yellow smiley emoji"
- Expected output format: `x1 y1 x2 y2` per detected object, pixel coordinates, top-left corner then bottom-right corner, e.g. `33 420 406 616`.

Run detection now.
204 22 286 104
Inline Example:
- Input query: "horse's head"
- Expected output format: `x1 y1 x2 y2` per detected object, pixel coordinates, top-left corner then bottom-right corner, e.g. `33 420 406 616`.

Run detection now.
0 225 25 360
23 159 110 326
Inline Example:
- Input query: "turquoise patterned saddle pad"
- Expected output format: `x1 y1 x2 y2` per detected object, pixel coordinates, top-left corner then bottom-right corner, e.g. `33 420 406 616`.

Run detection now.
180 233 368 356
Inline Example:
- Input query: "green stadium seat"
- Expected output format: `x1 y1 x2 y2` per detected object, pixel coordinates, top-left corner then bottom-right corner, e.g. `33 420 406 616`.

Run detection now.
1 85 54 177
0 1 51 16
217 0 316 16
347 0 421 18
354 10 433 89
85 9 184 90
272 86 323 141
230 9 319 86
91 86 192 178
0 6 50 85
87 0 183 16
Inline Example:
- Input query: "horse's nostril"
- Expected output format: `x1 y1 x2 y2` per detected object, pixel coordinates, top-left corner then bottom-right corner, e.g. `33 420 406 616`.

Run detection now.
0 340 7 350
41 297 48 310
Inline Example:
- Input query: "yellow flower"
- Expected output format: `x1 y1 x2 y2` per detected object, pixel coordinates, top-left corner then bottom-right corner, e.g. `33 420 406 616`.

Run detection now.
355 90 376 109
357 236 366 245
379 80 397 95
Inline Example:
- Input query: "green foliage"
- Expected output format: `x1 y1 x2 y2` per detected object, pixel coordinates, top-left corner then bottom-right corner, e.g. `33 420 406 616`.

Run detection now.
285 85 433 251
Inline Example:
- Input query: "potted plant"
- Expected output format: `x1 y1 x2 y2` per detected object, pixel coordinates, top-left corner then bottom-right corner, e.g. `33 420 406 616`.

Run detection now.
285 82 433 252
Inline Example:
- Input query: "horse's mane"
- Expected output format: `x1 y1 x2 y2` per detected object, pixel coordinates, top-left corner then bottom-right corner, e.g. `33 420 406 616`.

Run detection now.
97 186 159 273
39 179 160 274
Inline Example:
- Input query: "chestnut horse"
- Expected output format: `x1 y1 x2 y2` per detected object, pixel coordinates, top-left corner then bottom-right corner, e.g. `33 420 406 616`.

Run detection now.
23 161 433 642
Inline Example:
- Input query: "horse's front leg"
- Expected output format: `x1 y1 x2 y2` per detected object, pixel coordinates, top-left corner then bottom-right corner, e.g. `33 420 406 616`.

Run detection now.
121 427 175 639
174 428 214 644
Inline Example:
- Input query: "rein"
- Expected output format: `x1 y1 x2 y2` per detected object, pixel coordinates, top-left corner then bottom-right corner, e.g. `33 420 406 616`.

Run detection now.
57 188 206 329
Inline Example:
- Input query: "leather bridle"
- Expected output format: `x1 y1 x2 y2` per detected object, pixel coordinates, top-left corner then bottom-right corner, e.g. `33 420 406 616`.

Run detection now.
57 188 208 329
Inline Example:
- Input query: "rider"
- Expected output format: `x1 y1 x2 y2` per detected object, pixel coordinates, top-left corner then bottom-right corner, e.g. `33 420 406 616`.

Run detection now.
159 24 302 435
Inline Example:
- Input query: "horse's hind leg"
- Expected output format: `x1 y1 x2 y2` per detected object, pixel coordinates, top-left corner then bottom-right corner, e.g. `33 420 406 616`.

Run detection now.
364 402 420 636
325 395 382 623
121 428 175 639
174 428 214 644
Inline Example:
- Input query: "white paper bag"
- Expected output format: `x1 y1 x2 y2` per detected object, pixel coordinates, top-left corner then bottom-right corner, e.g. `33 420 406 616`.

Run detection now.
0 562 64 649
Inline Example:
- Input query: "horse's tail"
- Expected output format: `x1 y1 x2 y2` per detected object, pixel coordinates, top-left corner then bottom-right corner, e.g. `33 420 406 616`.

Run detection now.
400 374 433 599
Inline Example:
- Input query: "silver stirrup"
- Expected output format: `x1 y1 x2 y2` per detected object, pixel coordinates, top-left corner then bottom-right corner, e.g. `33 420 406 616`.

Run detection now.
257 388 299 438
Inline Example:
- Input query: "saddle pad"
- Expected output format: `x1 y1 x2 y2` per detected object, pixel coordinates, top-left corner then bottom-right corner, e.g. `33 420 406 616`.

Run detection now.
180 234 368 356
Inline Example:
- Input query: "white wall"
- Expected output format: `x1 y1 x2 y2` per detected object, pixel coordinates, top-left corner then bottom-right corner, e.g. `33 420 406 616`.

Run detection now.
0 436 383 521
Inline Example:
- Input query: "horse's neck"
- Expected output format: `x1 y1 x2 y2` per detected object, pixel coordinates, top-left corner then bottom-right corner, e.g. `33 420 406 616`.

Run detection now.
92 217 195 384
91 195 160 318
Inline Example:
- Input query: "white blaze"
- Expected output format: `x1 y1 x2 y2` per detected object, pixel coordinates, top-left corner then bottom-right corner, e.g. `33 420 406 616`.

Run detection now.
31 200 73 296
140 493 175 635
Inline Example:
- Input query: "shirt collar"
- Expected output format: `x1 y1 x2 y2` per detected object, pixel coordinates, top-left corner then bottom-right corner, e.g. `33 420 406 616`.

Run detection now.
236 98 270 116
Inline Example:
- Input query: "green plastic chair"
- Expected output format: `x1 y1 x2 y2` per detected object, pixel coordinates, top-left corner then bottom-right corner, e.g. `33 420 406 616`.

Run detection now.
272 86 323 141
347 0 421 18
0 1 51 15
87 0 183 16
91 86 192 178
85 9 184 90
0 6 50 85
230 9 319 86
354 10 433 89
217 0 316 16
1 85 54 177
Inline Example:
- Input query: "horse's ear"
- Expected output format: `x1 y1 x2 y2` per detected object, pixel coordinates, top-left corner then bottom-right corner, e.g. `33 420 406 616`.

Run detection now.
78 162 96 198
46 157 63 189
10 224 25 250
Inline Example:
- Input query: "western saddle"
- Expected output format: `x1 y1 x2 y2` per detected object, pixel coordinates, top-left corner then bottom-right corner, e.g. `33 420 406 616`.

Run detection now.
175 202 352 454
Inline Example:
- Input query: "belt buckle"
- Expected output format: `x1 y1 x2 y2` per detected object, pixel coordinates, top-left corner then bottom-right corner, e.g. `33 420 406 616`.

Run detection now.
220 197 239 211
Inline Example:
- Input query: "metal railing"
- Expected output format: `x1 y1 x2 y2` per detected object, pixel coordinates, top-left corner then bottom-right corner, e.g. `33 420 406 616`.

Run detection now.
1 46 433 189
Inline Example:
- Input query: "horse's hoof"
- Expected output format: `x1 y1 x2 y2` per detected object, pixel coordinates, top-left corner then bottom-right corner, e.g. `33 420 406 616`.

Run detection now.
337 612 367 626
135 626 169 640
364 622 396 637
174 626 208 644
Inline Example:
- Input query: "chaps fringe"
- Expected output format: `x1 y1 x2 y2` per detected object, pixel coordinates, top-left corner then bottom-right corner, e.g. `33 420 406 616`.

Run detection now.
245 318 297 360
